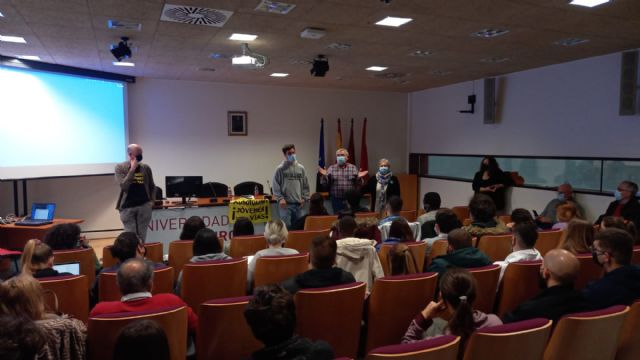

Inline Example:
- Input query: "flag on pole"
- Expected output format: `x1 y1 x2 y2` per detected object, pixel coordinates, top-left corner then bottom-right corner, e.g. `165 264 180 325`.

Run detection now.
347 118 356 165
359 118 369 180
316 118 327 192
336 118 343 150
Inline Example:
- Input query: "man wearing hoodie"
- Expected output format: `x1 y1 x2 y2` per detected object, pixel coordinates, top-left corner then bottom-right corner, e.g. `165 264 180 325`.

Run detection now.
174 228 230 294
494 222 543 282
272 144 311 229
334 216 384 292
427 229 492 276
282 236 355 295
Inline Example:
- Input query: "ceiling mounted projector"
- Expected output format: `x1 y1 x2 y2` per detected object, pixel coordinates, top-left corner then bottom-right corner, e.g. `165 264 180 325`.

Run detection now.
232 43 268 68
110 37 132 61
310 55 329 77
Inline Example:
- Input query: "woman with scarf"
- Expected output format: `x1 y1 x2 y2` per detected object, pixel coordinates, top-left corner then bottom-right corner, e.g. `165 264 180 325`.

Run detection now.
363 158 401 215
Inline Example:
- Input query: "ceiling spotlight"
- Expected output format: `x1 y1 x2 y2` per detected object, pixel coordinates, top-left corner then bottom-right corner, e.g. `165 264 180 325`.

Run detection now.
569 0 610 7
375 16 413 27
229 33 258 41
310 55 329 77
366 66 388 71
110 37 132 62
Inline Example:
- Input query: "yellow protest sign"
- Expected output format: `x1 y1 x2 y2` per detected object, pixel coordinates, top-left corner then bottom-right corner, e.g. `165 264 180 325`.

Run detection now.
228 198 271 224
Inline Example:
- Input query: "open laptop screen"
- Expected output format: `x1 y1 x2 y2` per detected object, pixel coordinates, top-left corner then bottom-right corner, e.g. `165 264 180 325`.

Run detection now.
31 203 56 220
52 262 80 275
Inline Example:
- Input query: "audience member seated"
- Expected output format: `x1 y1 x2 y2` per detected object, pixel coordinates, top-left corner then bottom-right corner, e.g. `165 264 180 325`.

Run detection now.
113 319 170 360
178 216 205 240
0 274 87 358
291 192 330 231
91 232 148 306
20 239 71 278
335 216 383 292
583 228 640 309
422 209 461 256
339 188 370 218
536 183 584 229
0 314 47 359
0 249 19 281
228 216 255 252
507 208 535 229
495 223 542 281
502 249 589 323
402 268 502 356
596 180 640 231
244 285 334 360
552 202 578 231
91 258 198 335
376 218 414 251
281 236 355 295
248 220 299 288
388 243 419 275
557 219 594 254
353 217 382 244
427 229 492 276
417 192 442 225
600 216 638 244
44 222 101 273
175 228 231 294
462 194 508 237
378 196 404 226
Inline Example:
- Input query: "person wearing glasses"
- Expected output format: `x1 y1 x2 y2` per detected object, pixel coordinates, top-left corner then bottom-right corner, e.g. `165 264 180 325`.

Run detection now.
583 228 640 309
596 180 640 230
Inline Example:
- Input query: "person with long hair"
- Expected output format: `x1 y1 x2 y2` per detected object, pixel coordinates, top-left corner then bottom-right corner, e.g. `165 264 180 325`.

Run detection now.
472 156 510 212
179 216 205 240
388 243 418 275
291 193 329 230
402 268 501 356
175 228 231 294
376 218 413 251
557 219 595 254
20 239 72 278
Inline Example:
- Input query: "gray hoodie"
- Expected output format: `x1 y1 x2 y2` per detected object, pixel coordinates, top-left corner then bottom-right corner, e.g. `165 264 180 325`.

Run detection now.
272 160 310 204
174 252 232 295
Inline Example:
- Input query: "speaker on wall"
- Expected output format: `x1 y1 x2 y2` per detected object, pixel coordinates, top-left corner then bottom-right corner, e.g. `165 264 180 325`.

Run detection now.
619 50 638 116
484 77 497 124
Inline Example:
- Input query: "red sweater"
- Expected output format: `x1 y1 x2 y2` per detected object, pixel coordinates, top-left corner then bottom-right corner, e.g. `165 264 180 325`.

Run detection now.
90 293 198 334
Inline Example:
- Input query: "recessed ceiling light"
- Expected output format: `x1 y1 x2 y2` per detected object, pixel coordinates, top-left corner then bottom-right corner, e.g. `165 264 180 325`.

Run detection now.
270 73 289 77
18 55 40 60
554 38 589 46
0 11 4 17
229 33 258 41
409 50 433 57
569 0 610 7
366 66 388 71
0 35 26 43
375 16 413 27
112 61 135 67
255 0 296 15
471 28 509 38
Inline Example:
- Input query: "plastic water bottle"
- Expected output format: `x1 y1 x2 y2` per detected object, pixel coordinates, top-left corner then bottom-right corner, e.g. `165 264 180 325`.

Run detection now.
254 185 259 197
227 186 233 198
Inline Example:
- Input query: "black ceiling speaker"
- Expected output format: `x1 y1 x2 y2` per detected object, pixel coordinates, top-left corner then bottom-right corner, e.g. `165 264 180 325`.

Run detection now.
310 55 329 77
620 50 638 116
110 37 132 62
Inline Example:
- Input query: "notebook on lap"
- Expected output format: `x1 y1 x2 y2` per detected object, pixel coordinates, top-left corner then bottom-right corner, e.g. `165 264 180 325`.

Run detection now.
16 203 56 226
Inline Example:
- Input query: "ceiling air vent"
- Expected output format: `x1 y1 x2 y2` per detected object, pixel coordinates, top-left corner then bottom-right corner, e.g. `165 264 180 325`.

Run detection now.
160 4 233 27
107 20 142 31
255 0 296 15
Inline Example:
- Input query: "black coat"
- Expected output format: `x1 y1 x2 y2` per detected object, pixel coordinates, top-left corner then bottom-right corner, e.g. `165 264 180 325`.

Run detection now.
599 199 640 228
472 170 511 210
503 285 590 324
362 176 401 211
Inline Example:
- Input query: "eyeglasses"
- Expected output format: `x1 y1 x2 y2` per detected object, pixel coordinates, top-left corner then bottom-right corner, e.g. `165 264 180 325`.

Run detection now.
589 245 606 255
617 187 631 192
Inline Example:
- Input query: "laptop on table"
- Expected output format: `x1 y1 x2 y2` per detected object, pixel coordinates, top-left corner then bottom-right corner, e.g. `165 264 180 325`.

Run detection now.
16 203 56 226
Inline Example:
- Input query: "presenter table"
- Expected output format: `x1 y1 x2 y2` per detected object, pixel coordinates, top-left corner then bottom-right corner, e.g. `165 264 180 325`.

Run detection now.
0 218 84 250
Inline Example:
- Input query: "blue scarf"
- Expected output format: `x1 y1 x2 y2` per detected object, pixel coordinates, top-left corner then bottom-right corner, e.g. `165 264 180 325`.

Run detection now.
376 171 393 211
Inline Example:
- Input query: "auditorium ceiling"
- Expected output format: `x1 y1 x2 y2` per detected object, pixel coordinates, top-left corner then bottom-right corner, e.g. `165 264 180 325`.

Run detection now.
0 0 639 92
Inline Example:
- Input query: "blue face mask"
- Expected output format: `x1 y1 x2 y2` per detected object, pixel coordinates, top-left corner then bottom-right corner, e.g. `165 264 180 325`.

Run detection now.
556 192 565 201
337 156 346 165
287 154 296 162
379 166 390 175
614 190 623 201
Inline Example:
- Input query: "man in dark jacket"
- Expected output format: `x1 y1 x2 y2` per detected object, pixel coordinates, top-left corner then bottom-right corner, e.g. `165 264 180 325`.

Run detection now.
427 229 492 276
281 236 355 295
583 228 640 309
245 285 334 360
596 180 640 228
503 249 589 323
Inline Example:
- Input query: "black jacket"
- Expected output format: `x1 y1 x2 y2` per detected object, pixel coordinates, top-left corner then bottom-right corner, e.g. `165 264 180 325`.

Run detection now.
251 335 334 360
281 268 355 295
503 285 590 323
582 265 640 310
362 176 401 211
599 199 640 228
472 170 511 211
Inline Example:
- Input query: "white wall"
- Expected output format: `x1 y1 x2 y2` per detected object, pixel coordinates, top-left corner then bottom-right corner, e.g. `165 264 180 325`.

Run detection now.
1 80 407 237
410 51 639 221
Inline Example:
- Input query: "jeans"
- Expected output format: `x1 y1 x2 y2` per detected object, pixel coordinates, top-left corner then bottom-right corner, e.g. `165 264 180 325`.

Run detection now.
331 197 346 215
279 203 303 229
119 202 153 243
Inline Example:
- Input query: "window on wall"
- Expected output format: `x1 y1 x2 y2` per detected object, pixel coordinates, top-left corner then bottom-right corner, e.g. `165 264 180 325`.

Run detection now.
410 154 640 195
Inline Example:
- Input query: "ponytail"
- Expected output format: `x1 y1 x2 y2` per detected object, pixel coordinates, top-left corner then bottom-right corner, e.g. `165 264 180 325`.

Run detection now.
448 295 476 342
20 239 37 275
439 268 478 358
20 239 53 275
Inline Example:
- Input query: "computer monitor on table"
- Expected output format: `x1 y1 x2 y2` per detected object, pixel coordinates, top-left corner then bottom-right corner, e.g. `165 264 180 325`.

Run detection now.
165 176 203 204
